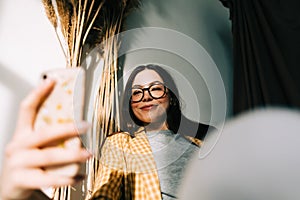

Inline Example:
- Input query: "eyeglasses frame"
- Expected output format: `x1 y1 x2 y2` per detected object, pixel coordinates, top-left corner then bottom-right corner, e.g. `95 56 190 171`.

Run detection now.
130 82 167 103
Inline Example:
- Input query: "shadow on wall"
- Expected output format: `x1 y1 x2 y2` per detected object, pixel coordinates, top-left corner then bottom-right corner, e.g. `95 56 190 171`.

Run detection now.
0 64 32 139
124 0 233 116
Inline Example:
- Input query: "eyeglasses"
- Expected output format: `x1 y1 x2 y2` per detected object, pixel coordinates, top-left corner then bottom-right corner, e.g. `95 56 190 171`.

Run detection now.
131 82 167 103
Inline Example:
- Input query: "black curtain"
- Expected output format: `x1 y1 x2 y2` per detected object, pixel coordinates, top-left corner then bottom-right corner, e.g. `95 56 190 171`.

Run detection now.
220 0 300 115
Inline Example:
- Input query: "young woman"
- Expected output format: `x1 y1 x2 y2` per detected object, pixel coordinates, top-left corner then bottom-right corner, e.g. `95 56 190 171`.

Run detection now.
89 64 212 199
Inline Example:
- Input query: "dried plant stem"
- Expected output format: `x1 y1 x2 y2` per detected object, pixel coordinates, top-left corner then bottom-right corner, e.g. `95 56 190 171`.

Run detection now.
53 30 67 60
82 3 103 45
71 0 85 67
86 27 121 198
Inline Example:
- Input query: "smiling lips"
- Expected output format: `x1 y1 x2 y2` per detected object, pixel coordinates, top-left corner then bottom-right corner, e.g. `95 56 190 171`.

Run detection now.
140 104 158 111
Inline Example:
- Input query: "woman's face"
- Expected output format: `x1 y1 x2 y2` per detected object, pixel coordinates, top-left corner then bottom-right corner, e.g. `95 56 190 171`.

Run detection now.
131 69 169 126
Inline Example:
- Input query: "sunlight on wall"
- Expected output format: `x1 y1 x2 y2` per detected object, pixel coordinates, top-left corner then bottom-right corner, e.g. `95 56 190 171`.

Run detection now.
0 0 65 168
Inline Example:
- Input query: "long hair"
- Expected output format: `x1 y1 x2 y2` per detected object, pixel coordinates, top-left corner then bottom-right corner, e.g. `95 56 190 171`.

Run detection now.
120 64 182 134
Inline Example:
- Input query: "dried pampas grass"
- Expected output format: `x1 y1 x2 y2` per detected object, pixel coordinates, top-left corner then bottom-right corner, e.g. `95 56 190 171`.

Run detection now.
42 0 140 67
42 0 141 199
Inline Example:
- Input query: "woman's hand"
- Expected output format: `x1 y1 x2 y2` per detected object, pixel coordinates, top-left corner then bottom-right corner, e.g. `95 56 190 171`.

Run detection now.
0 79 91 200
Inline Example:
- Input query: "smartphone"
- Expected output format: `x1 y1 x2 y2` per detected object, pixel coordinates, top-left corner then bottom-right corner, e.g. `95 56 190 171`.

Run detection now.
34 67 86 184
34 67 85 132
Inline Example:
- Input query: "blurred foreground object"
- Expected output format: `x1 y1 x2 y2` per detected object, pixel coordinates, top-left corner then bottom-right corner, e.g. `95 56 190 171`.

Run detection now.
179 108 300 200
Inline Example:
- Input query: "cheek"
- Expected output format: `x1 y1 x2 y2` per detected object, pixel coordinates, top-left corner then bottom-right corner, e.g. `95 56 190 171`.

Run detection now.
131 102 139 110
130 103 140 114
159 97 170 109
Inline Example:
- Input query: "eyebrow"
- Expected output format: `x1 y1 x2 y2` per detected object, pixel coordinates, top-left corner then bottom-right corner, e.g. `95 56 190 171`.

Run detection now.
132 81 164 89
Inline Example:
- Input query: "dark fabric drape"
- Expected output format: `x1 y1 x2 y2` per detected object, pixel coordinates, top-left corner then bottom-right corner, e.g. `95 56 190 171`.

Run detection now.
220 0 300 115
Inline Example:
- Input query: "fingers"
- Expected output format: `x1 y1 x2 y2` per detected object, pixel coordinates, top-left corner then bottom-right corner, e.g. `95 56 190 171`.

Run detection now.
4 142 91 190
7 122 90 152
10 168 84 190
32 122 90 148
45 163 81 177
16 79 55 134
1 147 89 200
8 147 90 169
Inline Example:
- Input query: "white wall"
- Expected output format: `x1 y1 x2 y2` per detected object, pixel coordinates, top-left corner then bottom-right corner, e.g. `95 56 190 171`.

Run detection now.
0 0 65 168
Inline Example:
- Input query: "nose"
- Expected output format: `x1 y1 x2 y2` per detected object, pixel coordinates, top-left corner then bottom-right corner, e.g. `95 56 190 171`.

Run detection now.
142 89 153 102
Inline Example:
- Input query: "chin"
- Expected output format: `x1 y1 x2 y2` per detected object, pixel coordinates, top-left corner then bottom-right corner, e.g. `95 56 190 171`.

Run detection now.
140 118 153 124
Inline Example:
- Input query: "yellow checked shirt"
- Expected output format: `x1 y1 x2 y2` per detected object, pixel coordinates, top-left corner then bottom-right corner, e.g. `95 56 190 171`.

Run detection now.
89 128 201 200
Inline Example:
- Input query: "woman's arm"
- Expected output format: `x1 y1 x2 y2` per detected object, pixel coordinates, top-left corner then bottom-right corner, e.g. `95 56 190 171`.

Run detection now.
0 79 91 200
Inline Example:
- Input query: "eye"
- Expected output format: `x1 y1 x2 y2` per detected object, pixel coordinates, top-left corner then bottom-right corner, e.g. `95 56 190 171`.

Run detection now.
132 89 142 96
150 85 164 91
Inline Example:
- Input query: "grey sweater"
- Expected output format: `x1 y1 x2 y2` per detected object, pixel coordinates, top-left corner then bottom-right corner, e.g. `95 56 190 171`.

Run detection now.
146 130 199 199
